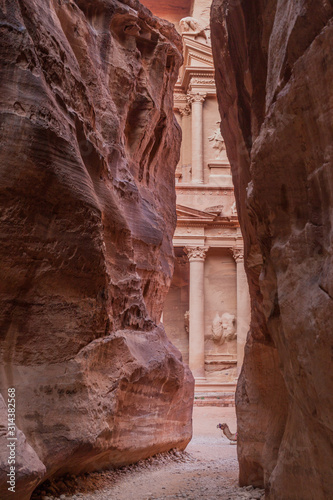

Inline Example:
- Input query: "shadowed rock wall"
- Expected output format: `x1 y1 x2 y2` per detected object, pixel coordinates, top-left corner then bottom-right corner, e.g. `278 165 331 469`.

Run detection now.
0 0 194 498
211 1 333 498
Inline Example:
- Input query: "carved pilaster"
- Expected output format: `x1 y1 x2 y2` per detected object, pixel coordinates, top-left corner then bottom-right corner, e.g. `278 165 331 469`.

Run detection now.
231 246 250 375
188 93 206 184
186 245 208 379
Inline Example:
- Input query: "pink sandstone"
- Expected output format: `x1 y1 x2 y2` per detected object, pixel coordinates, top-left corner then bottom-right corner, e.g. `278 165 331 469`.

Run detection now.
211 1 333 499
0 0 194 498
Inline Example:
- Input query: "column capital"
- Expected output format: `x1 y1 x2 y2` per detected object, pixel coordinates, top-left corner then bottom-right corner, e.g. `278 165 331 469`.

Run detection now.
187 92 207 104
185 246 208 261
179 105 191 117
231 247 244 263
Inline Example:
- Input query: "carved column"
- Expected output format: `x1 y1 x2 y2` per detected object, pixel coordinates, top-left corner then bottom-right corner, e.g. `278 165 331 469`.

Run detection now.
189 93 206 184
178 106 191 181
186 246 208 380
232 248 251 375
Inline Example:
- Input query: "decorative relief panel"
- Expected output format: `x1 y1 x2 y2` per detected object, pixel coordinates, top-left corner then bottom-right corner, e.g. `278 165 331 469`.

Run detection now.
211 312 237 344
191 78 215 86
208 125 226 159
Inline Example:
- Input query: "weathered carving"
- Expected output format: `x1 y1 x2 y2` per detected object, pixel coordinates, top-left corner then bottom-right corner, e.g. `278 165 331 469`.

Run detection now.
222 312 237 341
179 17 207 41
184 310 190 334
185 246 208 261
179 106 191 117
174 93 191 117
191 78 216 86
174 92 188 102
232 248 244 263
211 312 223 342
188 92 207 104
204 205 224 216
211 312 236 344
208 125 225 158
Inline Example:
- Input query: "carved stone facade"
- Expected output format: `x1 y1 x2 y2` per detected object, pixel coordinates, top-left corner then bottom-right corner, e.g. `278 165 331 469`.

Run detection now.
142 0 251 394
167 6 250 393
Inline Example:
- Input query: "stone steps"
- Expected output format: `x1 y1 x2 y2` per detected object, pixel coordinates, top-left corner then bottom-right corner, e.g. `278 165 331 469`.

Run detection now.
193 392 235 407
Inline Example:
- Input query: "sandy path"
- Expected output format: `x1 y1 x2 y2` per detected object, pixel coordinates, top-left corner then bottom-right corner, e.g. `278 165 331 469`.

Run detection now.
33 407 264 500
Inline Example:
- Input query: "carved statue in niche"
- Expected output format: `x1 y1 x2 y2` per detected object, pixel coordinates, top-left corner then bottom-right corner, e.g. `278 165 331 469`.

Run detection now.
179 17 208 42
211 312 236 344
208 123 225 159
184 310 189 334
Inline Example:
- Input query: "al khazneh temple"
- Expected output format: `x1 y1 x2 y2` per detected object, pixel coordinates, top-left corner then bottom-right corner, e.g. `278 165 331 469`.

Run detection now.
142 0 251 394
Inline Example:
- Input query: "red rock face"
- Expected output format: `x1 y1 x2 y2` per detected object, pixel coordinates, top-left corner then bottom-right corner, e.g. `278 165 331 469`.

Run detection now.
211 1 333 498
0 0 194 497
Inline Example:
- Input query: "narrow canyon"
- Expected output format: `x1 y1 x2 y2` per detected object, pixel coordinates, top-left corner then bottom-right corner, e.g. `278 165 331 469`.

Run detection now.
0 0 332 499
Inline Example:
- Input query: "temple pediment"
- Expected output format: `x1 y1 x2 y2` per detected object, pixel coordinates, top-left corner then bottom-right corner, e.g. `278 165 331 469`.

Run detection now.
176 204 217 221
182 37 214 69
176 205 239 228
175 36 215 96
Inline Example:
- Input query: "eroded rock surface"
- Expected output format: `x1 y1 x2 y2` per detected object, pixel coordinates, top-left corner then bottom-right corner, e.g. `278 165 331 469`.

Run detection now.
211 1 333 499
0 0 193 497
0 395 46 500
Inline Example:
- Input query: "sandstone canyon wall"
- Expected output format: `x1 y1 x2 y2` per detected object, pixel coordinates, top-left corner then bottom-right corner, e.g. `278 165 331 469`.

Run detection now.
0 0 194 498
211 1 333 499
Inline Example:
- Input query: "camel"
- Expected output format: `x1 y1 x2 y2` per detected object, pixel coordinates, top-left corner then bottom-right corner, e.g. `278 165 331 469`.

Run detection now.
217 423 237 444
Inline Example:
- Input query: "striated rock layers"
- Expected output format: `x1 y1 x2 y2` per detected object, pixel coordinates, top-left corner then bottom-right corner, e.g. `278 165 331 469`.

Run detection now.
0 0 194 498
211 1 333 499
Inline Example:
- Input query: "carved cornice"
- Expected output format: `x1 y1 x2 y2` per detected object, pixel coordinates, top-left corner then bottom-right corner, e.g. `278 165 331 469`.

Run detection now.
185 246 208 261
176 184 234 192
186 51 213 67
188 76 216 95
176 69 216 96
174 92 188 102
176 220 239 228
188 71 214 78
190 78 215 86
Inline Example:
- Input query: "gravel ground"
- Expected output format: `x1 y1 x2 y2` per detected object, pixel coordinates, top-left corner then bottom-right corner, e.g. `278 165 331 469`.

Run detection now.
32 407 264 500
